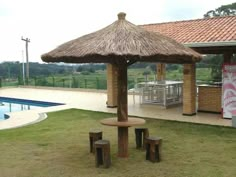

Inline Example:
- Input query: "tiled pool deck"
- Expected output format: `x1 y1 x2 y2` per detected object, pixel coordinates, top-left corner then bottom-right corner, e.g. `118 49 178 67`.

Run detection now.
0 87 232 130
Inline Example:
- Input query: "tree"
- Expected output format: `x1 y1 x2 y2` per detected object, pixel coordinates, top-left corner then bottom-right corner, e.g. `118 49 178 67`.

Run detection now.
203 3 236 82
76 66 84 72
142 70 151 76
201 55 223 82
204 3 236 18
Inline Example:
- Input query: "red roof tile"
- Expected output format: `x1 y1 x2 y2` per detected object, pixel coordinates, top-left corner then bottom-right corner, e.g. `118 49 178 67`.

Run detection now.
141 16 236 44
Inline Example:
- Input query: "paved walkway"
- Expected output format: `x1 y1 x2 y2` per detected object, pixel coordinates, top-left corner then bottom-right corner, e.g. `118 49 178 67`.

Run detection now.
0 87 232 130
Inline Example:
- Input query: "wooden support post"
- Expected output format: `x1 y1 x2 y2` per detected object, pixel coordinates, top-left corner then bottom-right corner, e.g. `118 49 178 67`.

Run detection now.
117 60 128 157
223 53 233 63
107 64 118 107
118 127 128 157
117 61 128 122
183 63 196 116
157 63 166 81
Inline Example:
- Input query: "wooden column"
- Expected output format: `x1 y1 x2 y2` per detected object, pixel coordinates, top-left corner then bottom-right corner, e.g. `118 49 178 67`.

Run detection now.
183 63 196 116
223 53 233 63
156 63 166 81
118 127 128 157
117 60 128 157
107 64 118 107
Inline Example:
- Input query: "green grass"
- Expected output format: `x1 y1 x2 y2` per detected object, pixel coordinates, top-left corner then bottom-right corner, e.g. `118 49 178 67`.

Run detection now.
0 109 235 177
196 68 212 82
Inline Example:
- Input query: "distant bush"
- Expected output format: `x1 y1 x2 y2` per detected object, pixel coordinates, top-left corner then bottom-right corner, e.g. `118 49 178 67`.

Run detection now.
72 77 79 88
81 71 90 75
143 70 151 75
35 77 51 86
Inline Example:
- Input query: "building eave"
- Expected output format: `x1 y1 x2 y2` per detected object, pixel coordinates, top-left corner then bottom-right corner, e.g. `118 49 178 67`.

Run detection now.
184 41 236 48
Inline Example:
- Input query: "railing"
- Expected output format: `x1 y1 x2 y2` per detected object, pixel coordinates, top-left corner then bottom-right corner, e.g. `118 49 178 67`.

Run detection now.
0 76 136 90
31 76 109 90
0 75 215 90
0 78 18 87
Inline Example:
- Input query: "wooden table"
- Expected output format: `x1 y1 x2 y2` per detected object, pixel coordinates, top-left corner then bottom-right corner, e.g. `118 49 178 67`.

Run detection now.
100 117 145 157
100 117 145 127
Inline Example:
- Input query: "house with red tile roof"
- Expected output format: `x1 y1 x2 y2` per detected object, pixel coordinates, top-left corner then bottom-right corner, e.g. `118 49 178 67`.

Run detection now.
106 16 236 116
141 16 236 57
141 16 236 116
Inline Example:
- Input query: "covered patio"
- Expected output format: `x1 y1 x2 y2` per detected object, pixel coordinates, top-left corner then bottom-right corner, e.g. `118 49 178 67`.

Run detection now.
107 15 236 115
141 15 236 115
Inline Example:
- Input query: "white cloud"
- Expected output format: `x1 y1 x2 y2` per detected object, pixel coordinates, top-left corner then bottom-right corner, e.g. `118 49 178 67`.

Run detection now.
0 0 235 63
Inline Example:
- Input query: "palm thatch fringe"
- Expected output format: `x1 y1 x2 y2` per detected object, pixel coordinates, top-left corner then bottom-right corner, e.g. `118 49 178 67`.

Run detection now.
42 12 202 64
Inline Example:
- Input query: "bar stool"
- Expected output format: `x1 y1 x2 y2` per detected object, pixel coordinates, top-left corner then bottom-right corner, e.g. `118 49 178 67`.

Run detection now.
89 130 102 153
94 140 111 168
146 136 162 162
135 128 149 149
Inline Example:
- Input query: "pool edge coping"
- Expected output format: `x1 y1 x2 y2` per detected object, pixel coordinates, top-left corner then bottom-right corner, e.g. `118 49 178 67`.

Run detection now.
0 104 73 130
0 112 48 130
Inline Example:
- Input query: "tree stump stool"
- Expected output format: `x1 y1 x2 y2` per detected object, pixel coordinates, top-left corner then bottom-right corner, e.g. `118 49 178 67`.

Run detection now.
94 140 111 168
89 130 102 153
146 137 162 163
135 128 149 149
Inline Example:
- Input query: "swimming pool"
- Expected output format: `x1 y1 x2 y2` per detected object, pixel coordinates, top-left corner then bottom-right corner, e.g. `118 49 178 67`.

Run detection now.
0 97 64 120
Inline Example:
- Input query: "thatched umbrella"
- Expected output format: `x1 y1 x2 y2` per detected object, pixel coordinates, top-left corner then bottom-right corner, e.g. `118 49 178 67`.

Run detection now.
42 12 202 157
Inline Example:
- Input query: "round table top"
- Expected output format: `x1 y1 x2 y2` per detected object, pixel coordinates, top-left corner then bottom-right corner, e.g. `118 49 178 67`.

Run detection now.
94 140 110 145
100 117 146 127
89 129 102 133
146 136 162 141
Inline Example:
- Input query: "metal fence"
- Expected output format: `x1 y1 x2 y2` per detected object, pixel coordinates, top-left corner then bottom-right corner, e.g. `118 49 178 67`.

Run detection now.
0 76 138 90
0 76 214 90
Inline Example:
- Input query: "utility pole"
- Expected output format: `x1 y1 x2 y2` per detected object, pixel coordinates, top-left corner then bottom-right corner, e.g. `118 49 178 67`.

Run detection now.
21 50 25 85
21 37 30 84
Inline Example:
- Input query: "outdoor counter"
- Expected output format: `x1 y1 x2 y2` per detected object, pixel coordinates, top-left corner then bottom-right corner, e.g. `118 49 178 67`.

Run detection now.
138 81 183 107
198 85 222 113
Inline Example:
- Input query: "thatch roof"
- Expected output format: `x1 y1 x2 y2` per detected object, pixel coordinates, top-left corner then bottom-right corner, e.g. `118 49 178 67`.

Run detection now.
42 12 202 64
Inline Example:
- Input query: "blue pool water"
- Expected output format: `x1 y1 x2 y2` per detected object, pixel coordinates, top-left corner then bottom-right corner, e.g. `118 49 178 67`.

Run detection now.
0 97 64 120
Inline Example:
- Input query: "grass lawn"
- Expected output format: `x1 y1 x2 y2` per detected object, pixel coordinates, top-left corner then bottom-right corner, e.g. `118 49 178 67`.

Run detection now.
0 109 235 177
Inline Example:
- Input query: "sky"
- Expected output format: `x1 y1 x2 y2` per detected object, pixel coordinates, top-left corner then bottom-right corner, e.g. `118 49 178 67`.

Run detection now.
0 0 235 63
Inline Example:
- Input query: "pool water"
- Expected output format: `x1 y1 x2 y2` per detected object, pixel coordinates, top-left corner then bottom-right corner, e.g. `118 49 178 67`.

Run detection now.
0 97 64 120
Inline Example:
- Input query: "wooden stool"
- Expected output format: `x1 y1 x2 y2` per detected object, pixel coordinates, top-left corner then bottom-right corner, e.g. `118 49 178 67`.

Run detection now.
146 137 162 162
135 128 149 149
89 130 102 153
94 140 111 168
